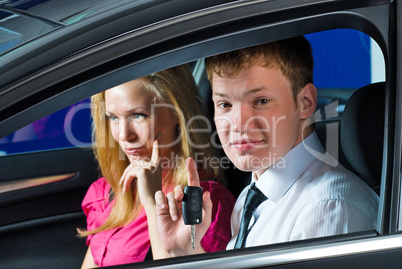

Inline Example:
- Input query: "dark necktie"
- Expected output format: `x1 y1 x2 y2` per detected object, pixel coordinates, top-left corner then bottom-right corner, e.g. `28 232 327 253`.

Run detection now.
234 182 267 249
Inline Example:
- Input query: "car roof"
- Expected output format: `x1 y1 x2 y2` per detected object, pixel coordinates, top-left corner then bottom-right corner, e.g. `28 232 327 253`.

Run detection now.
1 0 255 104
0 0 138 55
0 0 240 58
0 0 243 56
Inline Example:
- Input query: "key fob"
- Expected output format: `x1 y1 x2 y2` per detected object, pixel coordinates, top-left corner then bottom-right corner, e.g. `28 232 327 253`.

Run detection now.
182 186 203 225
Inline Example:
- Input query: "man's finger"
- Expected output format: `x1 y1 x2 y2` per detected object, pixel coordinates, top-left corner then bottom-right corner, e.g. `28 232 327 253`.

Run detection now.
155 190 167 210
186 157 200 187
166 192 180 221
174 185 184 201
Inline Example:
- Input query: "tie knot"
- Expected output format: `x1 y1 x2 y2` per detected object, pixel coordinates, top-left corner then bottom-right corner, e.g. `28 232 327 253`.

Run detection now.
243 183 266 211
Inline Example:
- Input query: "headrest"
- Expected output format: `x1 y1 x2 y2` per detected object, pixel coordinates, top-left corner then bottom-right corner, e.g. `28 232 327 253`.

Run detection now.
340 82 385 188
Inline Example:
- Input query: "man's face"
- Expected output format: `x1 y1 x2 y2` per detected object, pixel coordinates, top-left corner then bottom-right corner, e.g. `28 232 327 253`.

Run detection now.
212 65 313 178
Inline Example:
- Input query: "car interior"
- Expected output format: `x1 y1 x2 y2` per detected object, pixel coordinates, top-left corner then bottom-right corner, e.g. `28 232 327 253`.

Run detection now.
0 59 386 269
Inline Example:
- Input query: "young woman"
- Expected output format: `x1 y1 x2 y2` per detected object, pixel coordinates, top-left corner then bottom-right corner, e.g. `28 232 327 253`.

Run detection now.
79 65 235 268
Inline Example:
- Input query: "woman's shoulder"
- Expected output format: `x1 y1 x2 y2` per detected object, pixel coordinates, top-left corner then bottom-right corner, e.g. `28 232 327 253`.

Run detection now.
88 177 110 195
82 177 111 209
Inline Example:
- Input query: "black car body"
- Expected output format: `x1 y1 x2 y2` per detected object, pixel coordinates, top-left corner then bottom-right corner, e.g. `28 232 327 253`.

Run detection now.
0 0 401 268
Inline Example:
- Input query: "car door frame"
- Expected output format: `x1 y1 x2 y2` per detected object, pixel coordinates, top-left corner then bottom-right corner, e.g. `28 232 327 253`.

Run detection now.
0 0 400 268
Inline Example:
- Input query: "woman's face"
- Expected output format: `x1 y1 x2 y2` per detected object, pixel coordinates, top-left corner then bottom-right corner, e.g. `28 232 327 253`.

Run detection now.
105 80 179 162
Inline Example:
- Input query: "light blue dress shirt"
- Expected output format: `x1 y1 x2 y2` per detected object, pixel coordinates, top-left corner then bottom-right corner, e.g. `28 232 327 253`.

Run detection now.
227 132 379 249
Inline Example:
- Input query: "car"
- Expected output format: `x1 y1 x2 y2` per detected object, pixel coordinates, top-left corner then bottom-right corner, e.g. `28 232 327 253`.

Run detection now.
0 0 401 268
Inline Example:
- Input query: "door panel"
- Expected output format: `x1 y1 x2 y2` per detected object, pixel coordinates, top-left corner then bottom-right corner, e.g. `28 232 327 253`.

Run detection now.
0 213 87 268
0 147 99 268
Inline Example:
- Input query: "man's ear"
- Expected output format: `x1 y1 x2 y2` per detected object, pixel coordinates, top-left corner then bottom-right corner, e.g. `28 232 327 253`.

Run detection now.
298 83 317 119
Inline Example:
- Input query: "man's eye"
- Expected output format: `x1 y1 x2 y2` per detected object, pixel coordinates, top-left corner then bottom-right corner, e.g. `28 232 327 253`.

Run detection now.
256 99 269 105
217 102 232 109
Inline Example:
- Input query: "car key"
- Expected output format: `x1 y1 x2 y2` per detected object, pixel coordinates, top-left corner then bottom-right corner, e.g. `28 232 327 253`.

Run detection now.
182 186 203 249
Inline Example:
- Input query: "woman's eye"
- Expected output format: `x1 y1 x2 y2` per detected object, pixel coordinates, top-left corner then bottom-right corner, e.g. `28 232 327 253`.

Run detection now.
132 113 148 120
106 115 119 123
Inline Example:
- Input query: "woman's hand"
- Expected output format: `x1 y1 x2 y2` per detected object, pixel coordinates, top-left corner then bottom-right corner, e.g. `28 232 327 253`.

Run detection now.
119 139 162 208
155 158 213 257
120 139 170 259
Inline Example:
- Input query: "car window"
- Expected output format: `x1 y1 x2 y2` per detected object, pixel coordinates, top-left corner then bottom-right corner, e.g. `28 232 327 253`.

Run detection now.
146 27 385 264
0 29 385 158
307 29 385 113
0 98 92 156
0 26 387 253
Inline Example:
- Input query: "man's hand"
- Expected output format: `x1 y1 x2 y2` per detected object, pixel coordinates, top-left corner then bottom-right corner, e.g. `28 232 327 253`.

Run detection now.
155 158 213 256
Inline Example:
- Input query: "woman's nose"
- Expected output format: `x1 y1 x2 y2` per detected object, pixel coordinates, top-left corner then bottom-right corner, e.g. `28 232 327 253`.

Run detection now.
119 119 136 142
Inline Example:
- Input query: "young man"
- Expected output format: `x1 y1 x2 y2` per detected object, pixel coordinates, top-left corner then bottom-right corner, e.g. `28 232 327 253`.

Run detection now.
155 36 379 255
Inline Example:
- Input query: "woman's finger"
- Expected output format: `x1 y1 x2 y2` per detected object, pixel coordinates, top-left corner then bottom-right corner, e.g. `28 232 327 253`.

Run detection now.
151 139 160 167
119 165 129 186
119 162 137 186
121 169 136 195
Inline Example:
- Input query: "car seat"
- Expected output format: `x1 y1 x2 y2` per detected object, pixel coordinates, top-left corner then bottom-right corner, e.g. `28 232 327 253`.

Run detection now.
340 82 385 192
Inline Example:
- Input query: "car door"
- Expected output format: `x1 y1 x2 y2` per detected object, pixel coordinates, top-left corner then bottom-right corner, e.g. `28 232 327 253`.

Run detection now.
0 0 401 268
0 100 99 268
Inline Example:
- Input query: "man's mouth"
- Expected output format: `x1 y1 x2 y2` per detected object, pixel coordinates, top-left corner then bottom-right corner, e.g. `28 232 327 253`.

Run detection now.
230 139 265 151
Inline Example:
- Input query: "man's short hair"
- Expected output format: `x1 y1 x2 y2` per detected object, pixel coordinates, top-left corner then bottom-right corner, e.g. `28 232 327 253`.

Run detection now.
205 36 314 101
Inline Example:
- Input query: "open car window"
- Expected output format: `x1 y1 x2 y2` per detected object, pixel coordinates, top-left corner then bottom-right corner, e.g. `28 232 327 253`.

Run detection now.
0 98 92 155
0 29 385 157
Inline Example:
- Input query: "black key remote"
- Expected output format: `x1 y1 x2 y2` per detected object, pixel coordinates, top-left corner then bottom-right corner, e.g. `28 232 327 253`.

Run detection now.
182 186 203 249
182 186 203 225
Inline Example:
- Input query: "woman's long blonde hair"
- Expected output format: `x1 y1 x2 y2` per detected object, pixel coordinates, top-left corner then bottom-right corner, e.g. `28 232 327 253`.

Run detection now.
79 64 221 236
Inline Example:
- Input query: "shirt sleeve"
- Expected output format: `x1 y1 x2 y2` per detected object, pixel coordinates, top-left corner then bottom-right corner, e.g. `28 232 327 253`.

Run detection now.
290 199 377 240
81 177 110 245
200 181 236 252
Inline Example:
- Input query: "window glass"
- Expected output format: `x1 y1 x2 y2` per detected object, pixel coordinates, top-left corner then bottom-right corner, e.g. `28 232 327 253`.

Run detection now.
0 98 92 155
0 29 385 158
306 29 385 114
304 29 385 177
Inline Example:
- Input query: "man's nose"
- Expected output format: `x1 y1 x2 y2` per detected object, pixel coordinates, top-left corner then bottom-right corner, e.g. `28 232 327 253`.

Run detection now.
232 104 253 133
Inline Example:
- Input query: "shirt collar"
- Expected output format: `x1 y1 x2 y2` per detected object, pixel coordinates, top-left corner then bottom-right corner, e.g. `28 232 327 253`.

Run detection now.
252 132 324 203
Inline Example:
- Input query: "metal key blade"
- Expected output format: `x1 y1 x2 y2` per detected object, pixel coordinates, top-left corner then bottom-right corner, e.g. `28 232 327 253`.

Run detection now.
191 224 195 249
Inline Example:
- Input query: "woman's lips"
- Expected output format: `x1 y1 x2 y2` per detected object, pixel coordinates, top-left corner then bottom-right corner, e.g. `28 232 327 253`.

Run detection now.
124 147 145 155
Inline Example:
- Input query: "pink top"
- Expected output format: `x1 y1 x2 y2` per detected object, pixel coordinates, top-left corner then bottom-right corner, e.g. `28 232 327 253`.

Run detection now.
82 177 235 267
